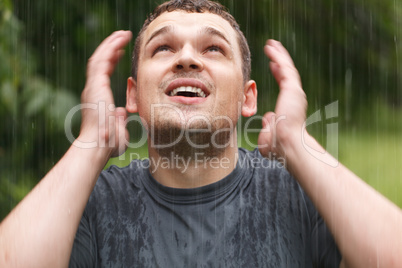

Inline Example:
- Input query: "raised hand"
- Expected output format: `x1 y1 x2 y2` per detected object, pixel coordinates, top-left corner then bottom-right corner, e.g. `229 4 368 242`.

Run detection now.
79 30 132 157
0 32 134 268
258 40 402 268
258 40 307 162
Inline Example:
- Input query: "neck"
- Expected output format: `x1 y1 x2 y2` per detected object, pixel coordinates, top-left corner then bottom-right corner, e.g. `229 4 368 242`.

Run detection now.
148 134 239 189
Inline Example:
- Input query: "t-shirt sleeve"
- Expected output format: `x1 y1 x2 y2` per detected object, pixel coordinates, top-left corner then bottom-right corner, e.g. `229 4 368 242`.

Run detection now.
304 191 342 268
69 210 96 268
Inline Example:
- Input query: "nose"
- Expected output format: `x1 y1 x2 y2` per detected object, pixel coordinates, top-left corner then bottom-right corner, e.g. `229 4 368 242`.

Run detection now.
173 45 204 73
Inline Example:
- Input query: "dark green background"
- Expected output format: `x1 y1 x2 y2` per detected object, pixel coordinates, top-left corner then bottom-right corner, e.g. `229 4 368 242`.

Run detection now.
1 0 401 219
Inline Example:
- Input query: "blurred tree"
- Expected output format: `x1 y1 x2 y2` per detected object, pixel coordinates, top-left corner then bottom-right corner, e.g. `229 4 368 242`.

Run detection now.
12 0 402 117
0 2 78 219
13 0 155 107
255 0 402 114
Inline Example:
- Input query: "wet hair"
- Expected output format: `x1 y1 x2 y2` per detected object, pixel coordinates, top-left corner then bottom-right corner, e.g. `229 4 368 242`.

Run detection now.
131 0 251 83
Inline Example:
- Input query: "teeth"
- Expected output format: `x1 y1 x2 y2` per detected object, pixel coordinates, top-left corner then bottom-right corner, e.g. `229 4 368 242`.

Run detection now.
170 86 206 98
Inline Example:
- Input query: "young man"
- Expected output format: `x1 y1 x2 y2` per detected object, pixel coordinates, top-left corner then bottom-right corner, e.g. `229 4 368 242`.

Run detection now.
1 0 401 267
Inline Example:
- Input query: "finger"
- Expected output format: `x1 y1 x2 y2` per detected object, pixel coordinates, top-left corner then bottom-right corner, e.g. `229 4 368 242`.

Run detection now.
89 31 131 71
87 49 126 83
264 39 295 69
264 41 303 96
265 40 301 79
269 62 282 85
91 31 132 60
88 32 131 78
87 31 132 79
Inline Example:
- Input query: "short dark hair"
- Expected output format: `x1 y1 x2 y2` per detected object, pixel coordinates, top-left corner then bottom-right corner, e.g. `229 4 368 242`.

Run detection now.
131 0 251 83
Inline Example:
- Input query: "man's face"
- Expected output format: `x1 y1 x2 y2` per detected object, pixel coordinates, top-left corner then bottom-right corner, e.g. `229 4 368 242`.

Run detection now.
127 11 255 145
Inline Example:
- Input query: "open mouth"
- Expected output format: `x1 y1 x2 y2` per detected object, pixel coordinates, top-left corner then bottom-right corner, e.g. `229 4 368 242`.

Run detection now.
168 86 207 98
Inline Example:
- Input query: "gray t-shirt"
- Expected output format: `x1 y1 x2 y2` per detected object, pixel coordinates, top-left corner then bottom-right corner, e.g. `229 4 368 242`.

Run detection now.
70 148 341 267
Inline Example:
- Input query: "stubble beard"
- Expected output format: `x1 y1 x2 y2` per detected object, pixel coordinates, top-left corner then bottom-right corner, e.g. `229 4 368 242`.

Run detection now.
150 109 236 161
144 72 239 162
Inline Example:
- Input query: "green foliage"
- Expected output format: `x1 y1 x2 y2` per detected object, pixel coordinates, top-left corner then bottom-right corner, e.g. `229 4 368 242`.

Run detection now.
231 0 402 113
339 130 402 208
12 0 402 109
0 3 78 219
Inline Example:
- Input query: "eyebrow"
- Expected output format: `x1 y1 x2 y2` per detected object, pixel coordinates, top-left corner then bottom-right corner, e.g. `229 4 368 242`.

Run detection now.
200 26 231 47
145 25 231 48
145 25 174 46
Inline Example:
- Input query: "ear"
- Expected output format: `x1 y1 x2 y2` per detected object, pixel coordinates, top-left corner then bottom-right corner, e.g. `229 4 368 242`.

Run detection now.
126 77 138 113
241 80 257 117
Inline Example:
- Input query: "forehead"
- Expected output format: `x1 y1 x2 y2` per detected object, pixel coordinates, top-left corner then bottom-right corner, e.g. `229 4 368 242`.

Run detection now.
143 11 239 47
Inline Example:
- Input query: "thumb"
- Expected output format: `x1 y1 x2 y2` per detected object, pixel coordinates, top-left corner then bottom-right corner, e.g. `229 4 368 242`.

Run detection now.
115 107 127 124
112 107 129 157
258 111 276 158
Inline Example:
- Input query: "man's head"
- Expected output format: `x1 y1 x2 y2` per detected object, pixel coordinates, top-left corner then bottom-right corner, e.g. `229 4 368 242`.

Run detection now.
126 0 257 159
131 0 251 84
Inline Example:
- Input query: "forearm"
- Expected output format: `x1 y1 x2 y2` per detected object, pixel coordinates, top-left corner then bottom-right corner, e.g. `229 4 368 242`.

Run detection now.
0 140 111 268
286 131 402 267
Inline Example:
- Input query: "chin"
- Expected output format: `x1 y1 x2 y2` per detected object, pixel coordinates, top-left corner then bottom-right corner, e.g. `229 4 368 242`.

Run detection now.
149 114 236 159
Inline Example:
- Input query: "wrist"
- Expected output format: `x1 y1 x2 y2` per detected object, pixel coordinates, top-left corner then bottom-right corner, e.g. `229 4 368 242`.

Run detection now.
282 128 339 174
73 131 114 160
277 127 309 170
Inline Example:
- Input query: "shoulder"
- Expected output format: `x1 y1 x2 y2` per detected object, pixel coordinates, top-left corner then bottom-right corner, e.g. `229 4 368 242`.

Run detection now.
97 158 150 190
238 148 297 187
238 148 314 215
238 148 286 171
85 160 148 213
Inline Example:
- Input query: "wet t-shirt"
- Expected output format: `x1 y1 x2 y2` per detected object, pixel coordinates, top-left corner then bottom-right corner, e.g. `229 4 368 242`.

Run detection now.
69 148 341 267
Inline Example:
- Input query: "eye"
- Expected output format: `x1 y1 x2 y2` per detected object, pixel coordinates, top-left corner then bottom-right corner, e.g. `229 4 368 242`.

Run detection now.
205 45 225 55
152 45 171 56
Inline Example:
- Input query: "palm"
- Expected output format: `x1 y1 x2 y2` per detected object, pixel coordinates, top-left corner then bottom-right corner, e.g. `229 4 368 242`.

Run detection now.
79 31 132 157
